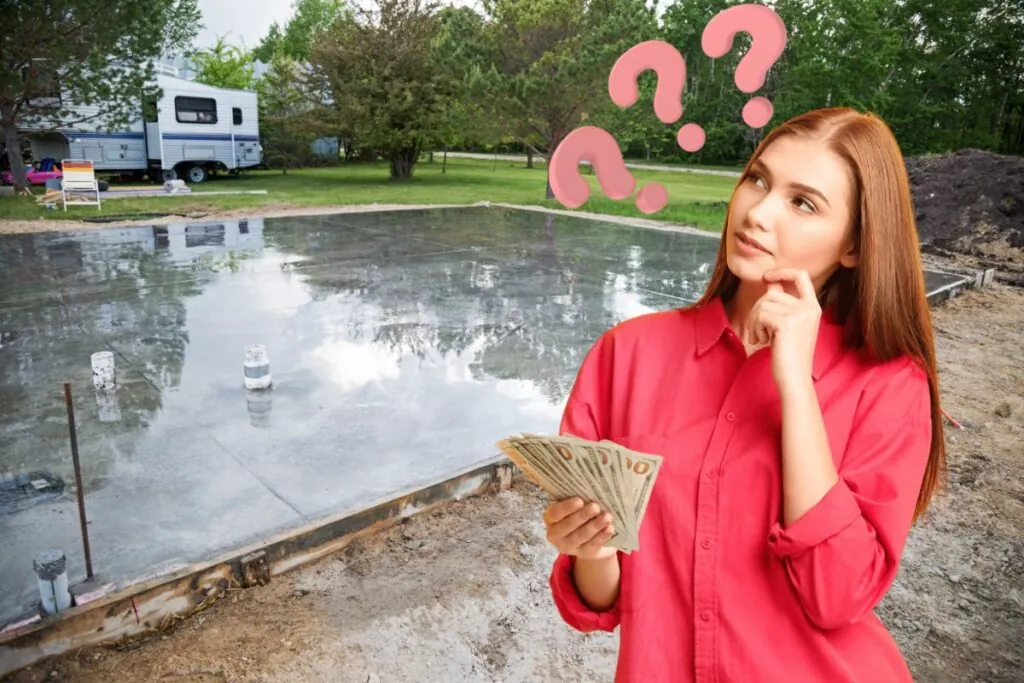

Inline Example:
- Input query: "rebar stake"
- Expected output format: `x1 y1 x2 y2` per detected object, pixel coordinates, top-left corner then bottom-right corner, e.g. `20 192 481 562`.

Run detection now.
63 382 94 580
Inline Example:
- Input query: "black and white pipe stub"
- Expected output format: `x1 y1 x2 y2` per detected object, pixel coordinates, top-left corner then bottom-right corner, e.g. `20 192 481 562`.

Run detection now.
34 548 72 615
91 351 116 392
244 344 272 390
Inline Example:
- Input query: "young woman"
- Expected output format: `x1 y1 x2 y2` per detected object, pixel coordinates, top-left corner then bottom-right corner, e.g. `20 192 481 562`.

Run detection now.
542 107 947 682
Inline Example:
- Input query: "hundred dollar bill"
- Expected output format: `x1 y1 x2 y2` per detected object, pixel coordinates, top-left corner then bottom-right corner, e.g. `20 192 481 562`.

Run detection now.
553 436 631 551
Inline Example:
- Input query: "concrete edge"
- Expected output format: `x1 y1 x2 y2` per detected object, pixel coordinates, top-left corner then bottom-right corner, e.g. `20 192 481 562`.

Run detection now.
924 271 979 306
0 455 523 677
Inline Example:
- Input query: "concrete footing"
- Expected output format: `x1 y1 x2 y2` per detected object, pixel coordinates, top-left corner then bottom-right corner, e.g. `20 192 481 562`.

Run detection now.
0 457 522 677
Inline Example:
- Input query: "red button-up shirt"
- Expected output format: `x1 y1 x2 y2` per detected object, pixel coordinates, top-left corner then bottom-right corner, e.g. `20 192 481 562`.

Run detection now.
550 297 932 683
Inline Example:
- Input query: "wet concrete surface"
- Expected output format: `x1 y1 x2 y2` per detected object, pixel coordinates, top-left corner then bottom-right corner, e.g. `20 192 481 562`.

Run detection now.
0 207 719 626
0 206 975 626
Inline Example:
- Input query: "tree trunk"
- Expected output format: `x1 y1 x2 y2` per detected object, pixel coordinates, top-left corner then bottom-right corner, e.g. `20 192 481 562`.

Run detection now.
545 135 566 201
390 146 419 180
429 150 434 163
442 145 447 175
526 147 534 169
2 119 27 193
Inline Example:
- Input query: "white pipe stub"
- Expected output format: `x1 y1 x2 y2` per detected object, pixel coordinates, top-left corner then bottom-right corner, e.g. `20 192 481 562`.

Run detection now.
34 549 72 615
244 344 272 390
91 351 116 391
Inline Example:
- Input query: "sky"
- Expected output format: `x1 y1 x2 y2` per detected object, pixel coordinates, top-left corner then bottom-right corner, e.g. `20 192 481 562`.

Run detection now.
195 0 295 49
194 0 480 50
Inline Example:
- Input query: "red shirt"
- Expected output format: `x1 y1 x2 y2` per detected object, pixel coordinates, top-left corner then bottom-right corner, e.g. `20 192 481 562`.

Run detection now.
550 297 932 683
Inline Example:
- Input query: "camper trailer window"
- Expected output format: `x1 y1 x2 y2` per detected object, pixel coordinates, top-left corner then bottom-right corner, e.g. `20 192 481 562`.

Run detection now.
175 96 218 124
233 108 243 125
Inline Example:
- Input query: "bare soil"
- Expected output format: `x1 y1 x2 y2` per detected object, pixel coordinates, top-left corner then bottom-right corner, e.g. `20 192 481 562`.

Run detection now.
4 283 1022 683
908 149 1024 285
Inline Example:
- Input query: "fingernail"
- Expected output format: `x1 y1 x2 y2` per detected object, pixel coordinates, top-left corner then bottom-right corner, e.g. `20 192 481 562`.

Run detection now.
602 514 612 524
588 503 600 514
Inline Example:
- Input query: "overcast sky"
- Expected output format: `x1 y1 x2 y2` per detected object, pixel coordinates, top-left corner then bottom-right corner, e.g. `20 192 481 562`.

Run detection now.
194 0 480 49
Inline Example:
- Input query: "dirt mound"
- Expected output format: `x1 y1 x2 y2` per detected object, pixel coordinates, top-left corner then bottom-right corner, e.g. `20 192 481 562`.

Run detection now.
907 148 1024 267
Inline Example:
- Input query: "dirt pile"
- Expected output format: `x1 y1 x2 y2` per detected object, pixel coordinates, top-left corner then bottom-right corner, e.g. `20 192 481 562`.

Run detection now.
907 148 1024 269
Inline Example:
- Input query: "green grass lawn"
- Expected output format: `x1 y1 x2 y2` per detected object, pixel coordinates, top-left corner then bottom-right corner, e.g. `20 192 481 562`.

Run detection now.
0 157 737 232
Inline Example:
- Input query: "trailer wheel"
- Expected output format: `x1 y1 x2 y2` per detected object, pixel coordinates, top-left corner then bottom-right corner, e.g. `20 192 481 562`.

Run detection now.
160 168 177 182
185 165 208 184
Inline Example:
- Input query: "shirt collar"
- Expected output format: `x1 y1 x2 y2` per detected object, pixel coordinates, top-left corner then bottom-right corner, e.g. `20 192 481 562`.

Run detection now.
693 296 847 381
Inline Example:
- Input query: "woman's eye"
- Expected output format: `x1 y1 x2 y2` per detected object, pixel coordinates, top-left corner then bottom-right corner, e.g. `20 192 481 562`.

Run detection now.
749 174 766 189
794 197 815 213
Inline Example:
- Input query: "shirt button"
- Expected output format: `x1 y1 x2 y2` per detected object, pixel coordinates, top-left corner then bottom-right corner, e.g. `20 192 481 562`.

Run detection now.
701 538 712 549
700 611 711 621
726 412 736 422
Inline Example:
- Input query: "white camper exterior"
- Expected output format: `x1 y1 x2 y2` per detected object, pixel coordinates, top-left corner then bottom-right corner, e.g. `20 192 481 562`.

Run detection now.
21 65 262 184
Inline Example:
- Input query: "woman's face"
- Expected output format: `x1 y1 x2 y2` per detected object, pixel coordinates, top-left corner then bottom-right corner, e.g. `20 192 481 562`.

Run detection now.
725 134 858 290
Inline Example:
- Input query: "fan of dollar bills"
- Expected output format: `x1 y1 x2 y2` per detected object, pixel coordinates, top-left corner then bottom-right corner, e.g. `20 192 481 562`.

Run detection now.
496 433 663 554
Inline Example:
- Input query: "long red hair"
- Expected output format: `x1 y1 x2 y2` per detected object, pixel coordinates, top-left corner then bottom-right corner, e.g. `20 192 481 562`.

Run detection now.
691 106 947 523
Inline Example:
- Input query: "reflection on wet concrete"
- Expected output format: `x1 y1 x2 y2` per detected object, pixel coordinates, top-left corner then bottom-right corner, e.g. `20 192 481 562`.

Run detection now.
0 207 729 623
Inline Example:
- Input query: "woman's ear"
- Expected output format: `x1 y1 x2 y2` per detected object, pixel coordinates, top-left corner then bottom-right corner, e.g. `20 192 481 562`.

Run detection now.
839 245 859 268
839 228 859 268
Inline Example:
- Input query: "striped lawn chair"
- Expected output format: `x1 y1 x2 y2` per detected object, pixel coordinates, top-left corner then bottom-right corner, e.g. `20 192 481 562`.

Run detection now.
60 159 101 210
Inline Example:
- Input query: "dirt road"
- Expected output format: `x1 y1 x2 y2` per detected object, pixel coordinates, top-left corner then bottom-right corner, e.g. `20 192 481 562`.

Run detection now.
4 283 1022 683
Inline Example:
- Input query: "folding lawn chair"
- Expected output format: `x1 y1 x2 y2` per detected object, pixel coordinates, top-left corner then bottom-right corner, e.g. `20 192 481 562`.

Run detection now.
60 159 101 211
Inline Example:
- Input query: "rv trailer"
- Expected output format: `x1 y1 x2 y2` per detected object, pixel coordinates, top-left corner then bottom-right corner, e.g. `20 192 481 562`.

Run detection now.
20 64 262 184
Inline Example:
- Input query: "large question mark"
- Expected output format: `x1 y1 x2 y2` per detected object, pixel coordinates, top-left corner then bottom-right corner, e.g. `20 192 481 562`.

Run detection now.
550 40 694 214
549 126 668 214
702 4 788 129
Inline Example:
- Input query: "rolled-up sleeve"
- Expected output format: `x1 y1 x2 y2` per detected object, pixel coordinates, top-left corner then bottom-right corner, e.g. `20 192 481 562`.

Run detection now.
550 552 622 632
548 334 622 632
767 359 934 630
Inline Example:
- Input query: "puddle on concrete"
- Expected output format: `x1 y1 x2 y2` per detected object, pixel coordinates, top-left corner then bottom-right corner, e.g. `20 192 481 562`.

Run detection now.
0 206 974 625
0 206 721 624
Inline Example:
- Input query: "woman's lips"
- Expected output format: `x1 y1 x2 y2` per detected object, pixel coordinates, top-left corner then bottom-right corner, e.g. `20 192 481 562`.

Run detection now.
736 232 772 255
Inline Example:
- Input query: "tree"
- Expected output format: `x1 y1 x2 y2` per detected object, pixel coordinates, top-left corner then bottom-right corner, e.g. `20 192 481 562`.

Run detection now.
309 0 449 180
431 6 503 171
253 0 352 63
189 36 257 91
257 55 320 171
473 0 659 198
0 0 201 191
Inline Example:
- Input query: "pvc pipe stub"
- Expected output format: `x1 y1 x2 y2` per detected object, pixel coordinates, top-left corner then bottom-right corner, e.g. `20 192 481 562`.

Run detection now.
243 344 272 390
33 549 66 581
35 549 72 615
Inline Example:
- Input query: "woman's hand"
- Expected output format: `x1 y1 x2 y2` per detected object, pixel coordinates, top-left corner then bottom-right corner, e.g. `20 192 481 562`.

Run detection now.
543 497 618 561
745 268 822 396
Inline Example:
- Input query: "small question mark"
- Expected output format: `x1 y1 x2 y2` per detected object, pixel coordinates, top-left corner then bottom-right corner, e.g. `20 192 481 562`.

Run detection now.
702 4 788 129
608 39 706 154
549 126 668 215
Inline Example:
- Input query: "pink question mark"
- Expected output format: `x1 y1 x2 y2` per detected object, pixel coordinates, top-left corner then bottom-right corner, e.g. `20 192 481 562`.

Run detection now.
608 40 707 154
549 126 668 214
701 4 788 129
